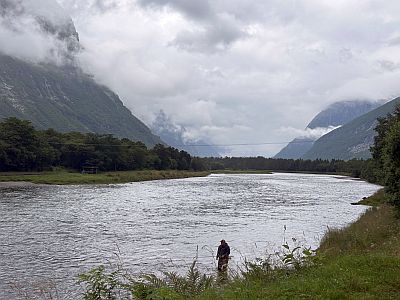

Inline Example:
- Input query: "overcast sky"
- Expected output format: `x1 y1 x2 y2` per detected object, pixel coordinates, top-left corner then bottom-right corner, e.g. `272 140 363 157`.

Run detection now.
3 0 400 156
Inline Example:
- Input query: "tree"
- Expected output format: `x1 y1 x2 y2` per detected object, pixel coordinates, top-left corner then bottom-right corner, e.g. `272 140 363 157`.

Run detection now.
0 117 39 171
371 105 400 207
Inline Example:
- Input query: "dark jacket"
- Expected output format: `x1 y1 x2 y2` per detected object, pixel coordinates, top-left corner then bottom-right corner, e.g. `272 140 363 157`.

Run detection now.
217 243 230 258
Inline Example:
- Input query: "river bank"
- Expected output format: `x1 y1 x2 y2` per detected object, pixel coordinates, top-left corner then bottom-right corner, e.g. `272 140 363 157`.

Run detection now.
0 170 210 185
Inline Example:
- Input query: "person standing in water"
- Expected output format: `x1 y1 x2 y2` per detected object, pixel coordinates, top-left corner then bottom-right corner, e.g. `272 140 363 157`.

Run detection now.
216 239 230 271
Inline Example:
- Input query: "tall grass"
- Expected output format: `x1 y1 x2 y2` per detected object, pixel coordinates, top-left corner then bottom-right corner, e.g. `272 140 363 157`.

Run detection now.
319 205 400 256
76 243 316 300
356 188 389 206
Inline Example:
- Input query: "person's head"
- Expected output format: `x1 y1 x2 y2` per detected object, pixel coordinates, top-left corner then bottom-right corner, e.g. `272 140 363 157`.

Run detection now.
220 239 226 245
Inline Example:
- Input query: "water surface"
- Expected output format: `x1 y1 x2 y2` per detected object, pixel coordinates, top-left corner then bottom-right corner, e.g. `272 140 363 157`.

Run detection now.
0 173 380 298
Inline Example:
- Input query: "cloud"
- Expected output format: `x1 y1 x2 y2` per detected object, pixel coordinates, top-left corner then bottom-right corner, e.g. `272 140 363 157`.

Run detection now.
170 13 247 53
137 0 212 21
277 126 341 140
137 0 247 54
0 0 79 64
57 0 122 15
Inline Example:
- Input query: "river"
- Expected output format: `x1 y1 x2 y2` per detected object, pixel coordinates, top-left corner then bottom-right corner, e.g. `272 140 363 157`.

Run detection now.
0 173 380 299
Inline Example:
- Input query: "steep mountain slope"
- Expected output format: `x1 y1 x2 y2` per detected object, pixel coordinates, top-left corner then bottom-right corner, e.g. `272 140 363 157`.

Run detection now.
274 100 382 159
151 110 220 157
302 97 400 160
0 55 162 146
0 0 162 146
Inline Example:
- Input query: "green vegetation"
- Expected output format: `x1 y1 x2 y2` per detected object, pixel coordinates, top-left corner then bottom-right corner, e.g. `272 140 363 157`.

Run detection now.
0 170 210 185
0 117 207 173
356 189 389 206
371 105 400 208
203 156 370 178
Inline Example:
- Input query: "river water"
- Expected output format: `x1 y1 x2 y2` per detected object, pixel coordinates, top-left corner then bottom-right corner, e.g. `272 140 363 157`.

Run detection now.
0 173 380 298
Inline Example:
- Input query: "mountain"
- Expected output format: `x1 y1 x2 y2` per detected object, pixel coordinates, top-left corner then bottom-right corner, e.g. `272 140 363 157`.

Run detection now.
0 55 162 146
302 97 400 160
306 100 383 129
151 110 221 157
274 100 383 159
0 0 162 146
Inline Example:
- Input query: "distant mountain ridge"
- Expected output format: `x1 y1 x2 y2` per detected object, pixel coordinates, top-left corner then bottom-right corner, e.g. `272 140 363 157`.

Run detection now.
274 100 382 159
302 97 400 160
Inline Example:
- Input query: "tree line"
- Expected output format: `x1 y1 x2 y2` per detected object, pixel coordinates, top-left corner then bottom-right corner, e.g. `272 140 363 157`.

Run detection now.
0 117 206 172
202 156 368 178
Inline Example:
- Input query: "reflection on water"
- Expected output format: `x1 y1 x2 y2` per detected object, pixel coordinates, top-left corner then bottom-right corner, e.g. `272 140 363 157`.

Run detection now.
0 173 380 298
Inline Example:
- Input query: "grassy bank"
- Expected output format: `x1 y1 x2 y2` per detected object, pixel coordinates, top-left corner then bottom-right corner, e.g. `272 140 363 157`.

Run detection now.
356 188 389 206
0 170 210 185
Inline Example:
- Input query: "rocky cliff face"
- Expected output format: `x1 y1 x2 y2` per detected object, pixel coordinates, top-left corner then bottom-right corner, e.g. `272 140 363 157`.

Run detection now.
274 100 382 159
0 0 163 146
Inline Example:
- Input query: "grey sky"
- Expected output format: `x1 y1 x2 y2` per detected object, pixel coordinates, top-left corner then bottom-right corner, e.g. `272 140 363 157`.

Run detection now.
3 0 400 156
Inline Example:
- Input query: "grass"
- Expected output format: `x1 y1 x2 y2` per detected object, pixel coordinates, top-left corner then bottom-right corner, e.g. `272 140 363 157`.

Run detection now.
0 170 210 185
356 188 389 206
